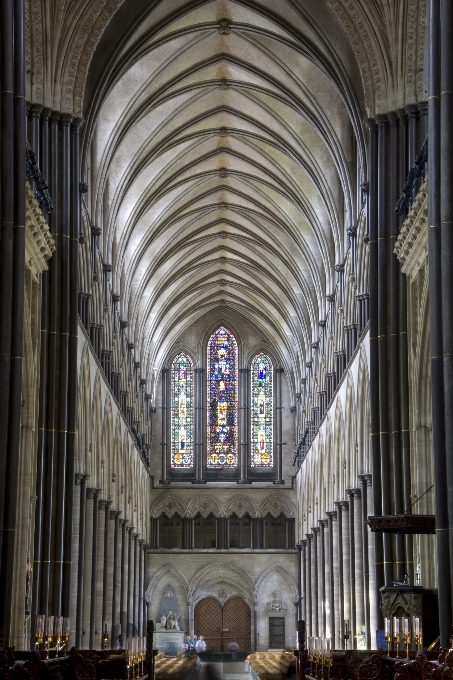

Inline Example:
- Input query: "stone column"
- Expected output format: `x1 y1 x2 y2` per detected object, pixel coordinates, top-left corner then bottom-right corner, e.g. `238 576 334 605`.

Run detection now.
340 501 350 643
320 519 332 637
102 501 113 646
301 539 307 622
319 519 328 638
76 475 89 647
356 479 369 647
334 502 344 647
332 511 341 643
133 533 139 636
138 539 144 636
82 488 95 648
305 533 313 636
346 491 357 647
95 499 107 650
238 368 251 483
364 475 377 647
326 511 336 644
312 527 319 636
69 475 82 647
126 527 134 637
352 489 365 630
194 368 205 483
274 368 284 484
111 511 121 644
120 519 128 643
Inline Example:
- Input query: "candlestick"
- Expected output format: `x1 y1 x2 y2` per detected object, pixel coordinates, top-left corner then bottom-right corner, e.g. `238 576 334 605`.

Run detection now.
393 618 401 658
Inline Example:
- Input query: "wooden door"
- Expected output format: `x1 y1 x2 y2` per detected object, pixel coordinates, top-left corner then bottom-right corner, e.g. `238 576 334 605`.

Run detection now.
223 597 251 653
194 597 223 651
194 596 251 652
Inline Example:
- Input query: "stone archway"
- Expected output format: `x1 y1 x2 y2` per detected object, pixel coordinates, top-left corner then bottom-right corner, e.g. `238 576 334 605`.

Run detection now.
194 597 251 653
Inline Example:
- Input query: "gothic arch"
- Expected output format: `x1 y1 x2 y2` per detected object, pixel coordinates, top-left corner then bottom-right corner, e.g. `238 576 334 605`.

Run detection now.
189 561 255 604
145 563 189 602
221 493 257 519
150 492 186 519
186 493 221 519
258 492 294 519
254 564 299 602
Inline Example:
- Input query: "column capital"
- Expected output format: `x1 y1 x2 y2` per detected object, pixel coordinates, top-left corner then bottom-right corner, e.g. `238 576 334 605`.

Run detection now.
375 113 388 127
239 367 250 374
305 533 313 542
346 487 361 499
110 510 122 520
119 518 128 527
364 117 376 132
364 473 372 486
318 519 328 528
405 103 418 119
326 510 337 521
311 526 320 535
387 111 398 125
132 532 139 540
126 526 135 534
60 112 74 126
86 487 101 499
339 500 349 511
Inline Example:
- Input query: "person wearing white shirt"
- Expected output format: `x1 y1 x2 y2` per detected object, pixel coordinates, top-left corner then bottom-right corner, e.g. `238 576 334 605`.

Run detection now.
195 635 207 652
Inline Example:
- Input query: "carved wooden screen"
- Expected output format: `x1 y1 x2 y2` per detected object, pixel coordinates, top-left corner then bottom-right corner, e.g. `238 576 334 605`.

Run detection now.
223 597 251 652
194 596 251 652
194 597 222 651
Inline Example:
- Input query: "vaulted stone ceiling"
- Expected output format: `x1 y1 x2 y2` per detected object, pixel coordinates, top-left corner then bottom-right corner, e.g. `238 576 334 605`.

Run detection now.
71 0 427 387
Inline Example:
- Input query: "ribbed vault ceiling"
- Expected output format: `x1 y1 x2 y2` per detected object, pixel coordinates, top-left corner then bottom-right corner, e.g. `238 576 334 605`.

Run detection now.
83 0 367 386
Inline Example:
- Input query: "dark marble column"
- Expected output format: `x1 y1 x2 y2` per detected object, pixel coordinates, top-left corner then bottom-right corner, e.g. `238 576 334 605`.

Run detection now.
89 490 101 648
274 369 284 484
428 0 451 645
193 368 205 483
365 116 385 631
238 368 251 483
160 369 170 483
138 539 144 637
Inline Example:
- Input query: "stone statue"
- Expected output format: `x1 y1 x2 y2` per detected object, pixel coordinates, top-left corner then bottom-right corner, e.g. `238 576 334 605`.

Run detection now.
266 590 288 613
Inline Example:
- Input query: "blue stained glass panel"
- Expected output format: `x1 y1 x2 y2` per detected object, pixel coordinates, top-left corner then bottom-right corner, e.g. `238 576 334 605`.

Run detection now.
171 353 194 468
251 353 273 467
207 327 238 467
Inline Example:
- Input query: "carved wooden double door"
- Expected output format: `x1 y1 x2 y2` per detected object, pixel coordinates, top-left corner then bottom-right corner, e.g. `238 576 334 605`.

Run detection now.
194 596 251 652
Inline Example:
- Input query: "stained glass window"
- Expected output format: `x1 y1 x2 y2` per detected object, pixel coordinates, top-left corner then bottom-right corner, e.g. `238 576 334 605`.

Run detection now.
207 327 238 467
171 353 194 468
251 353 273 467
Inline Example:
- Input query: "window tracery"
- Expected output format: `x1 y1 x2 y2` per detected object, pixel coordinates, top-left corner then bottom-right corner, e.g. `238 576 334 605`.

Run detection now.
251 353 273 467
207 327 238 468
171 353 194 468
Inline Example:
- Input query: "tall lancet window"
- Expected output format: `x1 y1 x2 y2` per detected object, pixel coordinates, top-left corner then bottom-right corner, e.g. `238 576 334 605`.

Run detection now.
171 353 194 468
207 327 238 467
251 353 273 467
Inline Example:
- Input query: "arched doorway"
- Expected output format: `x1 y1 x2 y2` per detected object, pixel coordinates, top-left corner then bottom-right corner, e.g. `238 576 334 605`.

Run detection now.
194 597 251 652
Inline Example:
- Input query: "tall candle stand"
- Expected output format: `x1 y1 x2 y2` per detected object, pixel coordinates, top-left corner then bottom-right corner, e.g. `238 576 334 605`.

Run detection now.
384 619 392 653
402 619 411 659
393 618 401 659
344 621 350 650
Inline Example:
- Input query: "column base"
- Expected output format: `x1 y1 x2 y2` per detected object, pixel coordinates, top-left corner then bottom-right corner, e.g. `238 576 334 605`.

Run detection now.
191 479 207 484
237 480 252 484
159 480 171 485
273 479 285 485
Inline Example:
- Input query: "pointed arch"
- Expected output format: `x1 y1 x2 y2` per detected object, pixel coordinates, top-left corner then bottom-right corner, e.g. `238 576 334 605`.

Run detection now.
258 492 295 519
251 353 273 468
150 492 186 519
221 493 258 518
145 563 189 601
170 352 194 468
186 492 221 519
254 564 299 602
207 326 238 468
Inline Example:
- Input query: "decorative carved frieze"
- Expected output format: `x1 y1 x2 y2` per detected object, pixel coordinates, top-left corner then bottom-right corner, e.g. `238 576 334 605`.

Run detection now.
25 180 55 281
394 177 428 281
